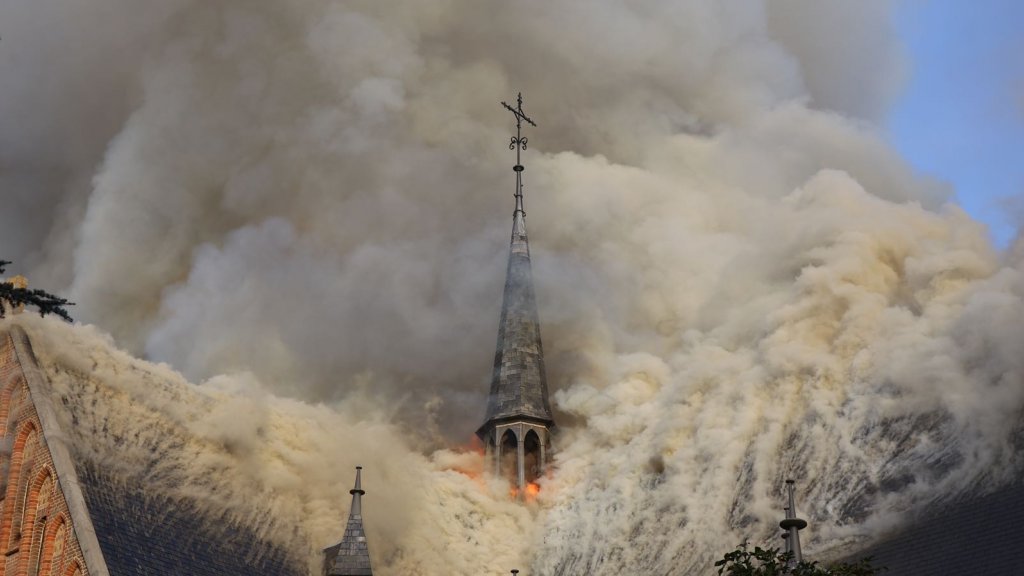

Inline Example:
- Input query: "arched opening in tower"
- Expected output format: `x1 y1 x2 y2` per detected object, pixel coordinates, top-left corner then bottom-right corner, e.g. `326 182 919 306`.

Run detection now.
499 429 518 484
523 429 541 484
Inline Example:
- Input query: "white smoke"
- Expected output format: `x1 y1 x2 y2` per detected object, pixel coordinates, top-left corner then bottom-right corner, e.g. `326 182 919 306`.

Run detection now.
11 315 533 575
3 0 1024 574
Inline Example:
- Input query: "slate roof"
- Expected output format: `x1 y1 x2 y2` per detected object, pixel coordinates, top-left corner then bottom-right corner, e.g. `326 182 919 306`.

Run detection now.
478 179 554 437
849 480 1024 575
76 461 306 576
5 325 308 576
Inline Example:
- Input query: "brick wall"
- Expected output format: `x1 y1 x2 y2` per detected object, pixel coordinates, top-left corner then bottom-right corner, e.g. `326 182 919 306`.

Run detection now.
0 331 88 576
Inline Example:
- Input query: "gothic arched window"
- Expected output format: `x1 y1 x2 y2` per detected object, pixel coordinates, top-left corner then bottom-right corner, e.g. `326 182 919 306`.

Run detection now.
27 519 47 576
43 517 67 576
4 423 38 550
0 379 20 497
523 429 541 483
22 470 53 576
499 429 519 483
0 376 18 447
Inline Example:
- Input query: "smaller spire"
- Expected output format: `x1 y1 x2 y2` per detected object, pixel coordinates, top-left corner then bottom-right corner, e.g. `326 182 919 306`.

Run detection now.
779 479 808 567
324 466 373 576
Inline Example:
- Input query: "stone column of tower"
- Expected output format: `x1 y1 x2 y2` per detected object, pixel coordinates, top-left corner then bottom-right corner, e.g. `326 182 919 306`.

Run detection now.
323 467 373 576
476 93 555 499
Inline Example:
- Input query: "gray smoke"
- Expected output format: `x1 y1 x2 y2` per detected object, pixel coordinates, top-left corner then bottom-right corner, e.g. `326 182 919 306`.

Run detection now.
3 0 1024 574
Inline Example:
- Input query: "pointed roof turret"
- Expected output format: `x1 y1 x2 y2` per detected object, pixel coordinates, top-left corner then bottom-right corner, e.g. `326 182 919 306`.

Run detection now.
477 93 554 439
324 467 373 576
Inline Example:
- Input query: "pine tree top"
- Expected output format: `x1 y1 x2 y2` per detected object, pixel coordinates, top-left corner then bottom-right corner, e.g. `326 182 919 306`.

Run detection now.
0 260 74 322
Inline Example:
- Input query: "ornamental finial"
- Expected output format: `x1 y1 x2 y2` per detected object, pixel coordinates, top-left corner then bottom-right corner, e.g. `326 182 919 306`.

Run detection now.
501 92 537 172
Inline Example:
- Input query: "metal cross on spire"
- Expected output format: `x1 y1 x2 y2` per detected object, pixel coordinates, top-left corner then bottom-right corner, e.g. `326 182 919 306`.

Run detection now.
501 92 537 219
502 92 536 173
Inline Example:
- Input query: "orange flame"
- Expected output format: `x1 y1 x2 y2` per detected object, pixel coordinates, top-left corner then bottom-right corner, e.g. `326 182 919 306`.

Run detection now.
511 482 542 501
449 436 548 502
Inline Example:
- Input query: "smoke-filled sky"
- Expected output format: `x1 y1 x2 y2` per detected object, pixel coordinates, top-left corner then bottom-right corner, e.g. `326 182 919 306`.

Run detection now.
2 1 1024 574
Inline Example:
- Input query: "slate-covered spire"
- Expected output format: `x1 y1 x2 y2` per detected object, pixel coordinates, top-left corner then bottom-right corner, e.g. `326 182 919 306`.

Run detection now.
477 93 555 498
324 467 372 576
477 92 554 434
779 479 808 567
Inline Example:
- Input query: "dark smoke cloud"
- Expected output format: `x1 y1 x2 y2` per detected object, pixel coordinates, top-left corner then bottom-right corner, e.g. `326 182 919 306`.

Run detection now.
4 1 936 434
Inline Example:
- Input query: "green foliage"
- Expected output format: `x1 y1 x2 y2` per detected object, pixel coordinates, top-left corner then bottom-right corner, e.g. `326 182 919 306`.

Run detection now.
715 543 882 576
0 260 74 322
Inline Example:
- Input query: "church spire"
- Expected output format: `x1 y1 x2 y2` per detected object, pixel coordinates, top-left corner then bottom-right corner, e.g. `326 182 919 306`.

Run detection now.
477 93 555 498
323 467 373 576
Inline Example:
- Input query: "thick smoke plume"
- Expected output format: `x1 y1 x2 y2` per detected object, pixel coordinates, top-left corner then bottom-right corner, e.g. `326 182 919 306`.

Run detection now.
3 0 1024 574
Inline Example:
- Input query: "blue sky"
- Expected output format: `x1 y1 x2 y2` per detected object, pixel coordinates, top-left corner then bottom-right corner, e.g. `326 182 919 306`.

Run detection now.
888 1 1024 247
